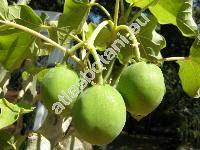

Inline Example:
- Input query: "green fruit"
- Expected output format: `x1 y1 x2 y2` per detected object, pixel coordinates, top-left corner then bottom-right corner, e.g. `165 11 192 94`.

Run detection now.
40 66 79 115
72 84 126 145
117 62 166 121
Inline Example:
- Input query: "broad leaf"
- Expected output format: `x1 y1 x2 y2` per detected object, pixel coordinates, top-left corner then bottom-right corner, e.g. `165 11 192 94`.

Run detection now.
117 31 134 64
0 30 35 70
126 0 158 8
149 0 198 37
0 5 42 71
177 36 200 98
177 1 199 37
58 0 90 33
0 99 34 129
136 14 166 61
8 5 42 29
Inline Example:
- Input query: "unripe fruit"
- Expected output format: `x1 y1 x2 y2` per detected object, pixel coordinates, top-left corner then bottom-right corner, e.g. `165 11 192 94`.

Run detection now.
72 84 126 145
117 62 166 121
40 66 79 116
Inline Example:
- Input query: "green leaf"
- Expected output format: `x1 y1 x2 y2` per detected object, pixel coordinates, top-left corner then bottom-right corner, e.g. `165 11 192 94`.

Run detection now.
117 45 133 64
0 5 42 71
177 36 200 98
117 32 133 64
58 0 90 33
86 23 113 51
0 0 8 20
149 0 198 37
0 99 34 129
136 14 166 61
17 102 35 113
177 1 199 37
8 5 42 29
126 0 158 8
0 31 34 70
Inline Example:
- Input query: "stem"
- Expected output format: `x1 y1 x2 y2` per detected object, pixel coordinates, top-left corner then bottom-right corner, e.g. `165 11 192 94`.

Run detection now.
159 57 189 62
117 25 141 61
114 0 120 27
89 46 104 84
87 20 113 84
80 30 87 61
69 42 85 55
128 0 157 26
103 58 116 83
90 3 113 21
69 34 82 43
0 20 81 64
123 4 134 23
111 64 127 87
88 20 110 46
120 0 125 16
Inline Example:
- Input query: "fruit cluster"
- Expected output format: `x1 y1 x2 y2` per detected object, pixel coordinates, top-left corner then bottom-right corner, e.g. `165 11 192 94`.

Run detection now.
40 62 165 145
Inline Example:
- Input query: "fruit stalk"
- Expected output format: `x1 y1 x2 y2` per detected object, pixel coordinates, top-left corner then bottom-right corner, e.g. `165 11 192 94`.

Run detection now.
90 3 113 21
114 0 120 27
159 57 189 62
117 25 141 61
88 20 112 84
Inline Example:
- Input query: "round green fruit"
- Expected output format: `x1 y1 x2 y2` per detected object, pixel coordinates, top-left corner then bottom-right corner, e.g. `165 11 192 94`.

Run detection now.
72 84 126 145
117 62 166 121
40 66 79 116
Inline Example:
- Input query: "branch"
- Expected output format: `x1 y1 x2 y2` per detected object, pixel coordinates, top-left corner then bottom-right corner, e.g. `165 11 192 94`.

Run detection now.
159 57 189 62
90 3 113 21
114 0 120 27
128 0 158 26
0 20 81 64
117 25 141 61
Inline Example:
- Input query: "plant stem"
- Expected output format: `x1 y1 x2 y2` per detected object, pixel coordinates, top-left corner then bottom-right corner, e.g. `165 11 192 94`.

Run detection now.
114 0 120 28
103 58 116 83
111 64 127 87
123 4 134 23
88 20 110 45
69 34 83 43
0 20 81 64
90 3 113 21
117 25 141 61
120 0 125 16
87 21 112 84
69 42 85 55
89 46 104 84
128 0 157 26
159 57 189 62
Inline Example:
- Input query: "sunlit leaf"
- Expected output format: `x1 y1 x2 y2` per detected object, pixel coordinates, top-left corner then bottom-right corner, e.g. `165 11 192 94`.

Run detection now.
149 0 198 37
136 14 166 61
126 0 158 8
177 36 200 98
0 98 34 129
58 0 90 34
0 5 42 71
